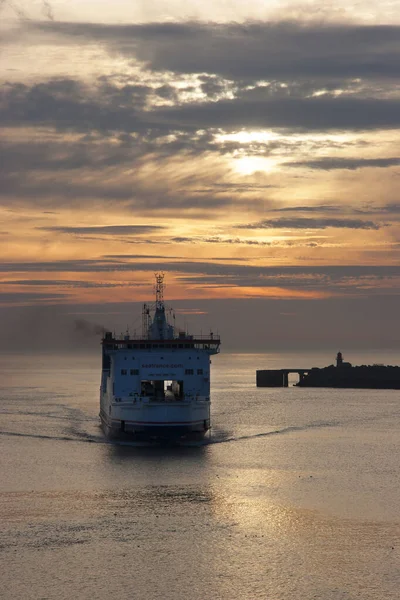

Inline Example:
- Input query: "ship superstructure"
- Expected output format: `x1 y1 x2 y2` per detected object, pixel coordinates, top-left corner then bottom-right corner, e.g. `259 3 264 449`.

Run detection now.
100 274 220 439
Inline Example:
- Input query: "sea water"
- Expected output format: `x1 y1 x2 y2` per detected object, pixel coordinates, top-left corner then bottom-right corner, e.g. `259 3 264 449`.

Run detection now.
1 351 399 599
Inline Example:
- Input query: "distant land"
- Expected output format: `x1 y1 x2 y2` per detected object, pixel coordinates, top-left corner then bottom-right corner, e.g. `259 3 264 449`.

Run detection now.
257 352 400 389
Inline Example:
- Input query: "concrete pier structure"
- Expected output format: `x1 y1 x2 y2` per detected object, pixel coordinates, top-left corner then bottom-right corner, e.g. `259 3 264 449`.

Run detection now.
257 353 400 390
256 369 310 387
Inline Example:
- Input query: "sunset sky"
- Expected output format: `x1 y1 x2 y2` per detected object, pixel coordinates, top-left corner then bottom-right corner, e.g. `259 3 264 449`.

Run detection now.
1 0 399 351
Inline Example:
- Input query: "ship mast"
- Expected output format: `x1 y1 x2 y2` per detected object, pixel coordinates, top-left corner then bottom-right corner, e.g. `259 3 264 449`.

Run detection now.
155 272 165 310
141 274 166 338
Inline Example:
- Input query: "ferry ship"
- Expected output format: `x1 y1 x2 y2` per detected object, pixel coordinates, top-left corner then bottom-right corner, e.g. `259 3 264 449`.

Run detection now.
100 274 221 439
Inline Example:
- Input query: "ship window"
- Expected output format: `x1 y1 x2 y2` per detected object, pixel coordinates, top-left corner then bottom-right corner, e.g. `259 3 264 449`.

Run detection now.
197 369 203 375
130 369 139 375
121 369 127 375
185 369 194 375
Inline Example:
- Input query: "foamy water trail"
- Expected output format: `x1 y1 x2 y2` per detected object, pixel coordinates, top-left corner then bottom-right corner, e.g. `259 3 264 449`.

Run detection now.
0 419 341 448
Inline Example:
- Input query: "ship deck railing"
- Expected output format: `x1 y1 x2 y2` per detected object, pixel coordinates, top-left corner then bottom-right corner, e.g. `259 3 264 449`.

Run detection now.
103 333 220 341
102 334 220 351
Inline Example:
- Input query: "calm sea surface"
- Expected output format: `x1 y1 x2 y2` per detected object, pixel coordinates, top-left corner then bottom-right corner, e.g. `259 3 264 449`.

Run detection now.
1 351 399 599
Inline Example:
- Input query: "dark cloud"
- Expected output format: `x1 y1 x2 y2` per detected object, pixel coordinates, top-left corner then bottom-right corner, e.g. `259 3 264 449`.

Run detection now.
0 79 151 134
171 236 282 246
0 138 136 173
0 139 246 213
0 258 398 283
272 205 341 213
0 292 69 303
2 75 400 141
0 259 116 273
0 136 280 212
268 203 400 217
171 235 320 245
199 75 228 99
211 183 276 190
151 95 400 132
237 218 381 230
170 235 324 248
1 259 400 312
174 272 393 290
37 225 164 235
100 254 183 259
2 127 273 216
286 157 400 170
32 21 400 82
117 238 166 245
320 203 400 217
154 84 178 101
0 279 133 288
382 203 400 214
169 237 193 243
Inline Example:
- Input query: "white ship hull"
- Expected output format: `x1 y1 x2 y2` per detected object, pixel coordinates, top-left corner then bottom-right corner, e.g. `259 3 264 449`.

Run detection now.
100 395 211 439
